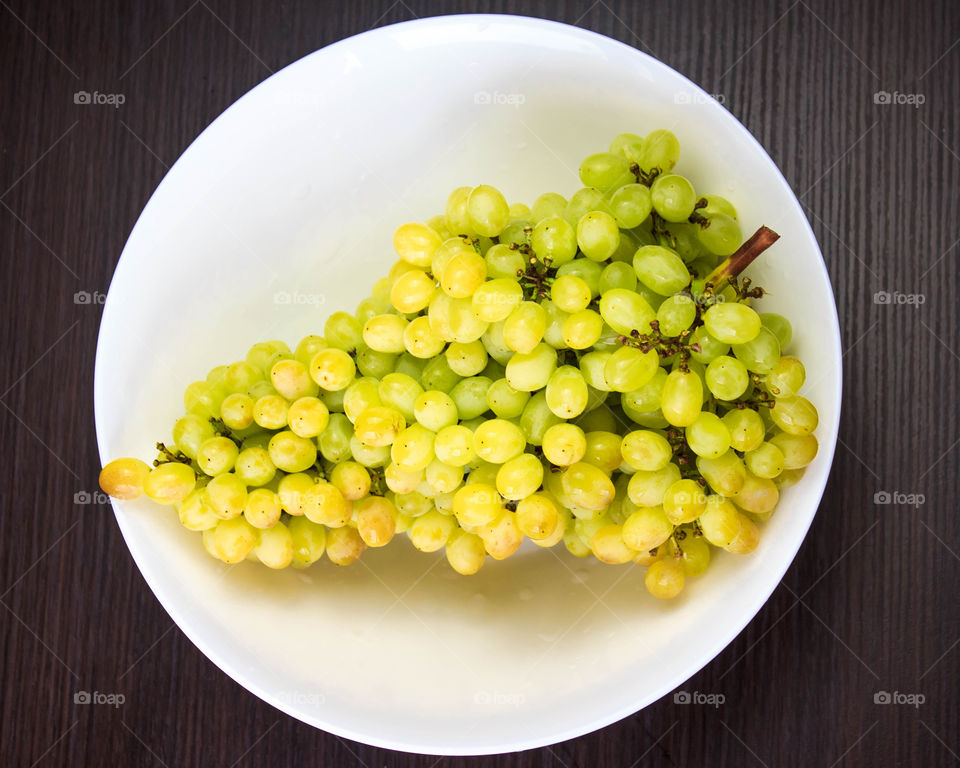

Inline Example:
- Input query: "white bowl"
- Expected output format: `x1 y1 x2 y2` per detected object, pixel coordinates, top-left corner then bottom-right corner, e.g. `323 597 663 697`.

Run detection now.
95 14 841 756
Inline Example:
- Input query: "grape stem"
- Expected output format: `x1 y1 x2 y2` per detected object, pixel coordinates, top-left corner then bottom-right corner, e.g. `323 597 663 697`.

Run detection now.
703 225 780 296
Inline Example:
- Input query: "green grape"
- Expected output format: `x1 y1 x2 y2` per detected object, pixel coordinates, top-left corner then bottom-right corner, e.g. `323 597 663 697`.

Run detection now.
696 213 741 256
485 243 526 280
431 236 474 282
689 326 730 364
500 218 533 248
403 316 445 359
638 129 680 175
318 413 353 463
449 376 493 420
253 394 289 430
244 486 283 528
220 393 255 431
700 194 738 220
651 174 696 222
702 303 762 345
609 184 652 229
445 185 473 235
445 340 487 377
246 340 290 375
334 456 375 498
343 378 382 423
661 222 705 263
325 525 366 565
98 457 152 500
234 446 276 487
355 495 397 547
735 470 779 516
173 414 216 459
276 472 315 515
577 211 621 261
532 192 568 221
603 345 659 392
685 412 732 459
413 390 458 432
579 151 634 191
769 396 818 435
558 256 603 294
609 132 645 162
562 309 604 349
350 434 391 467
769 432 818 469
531 216 577 266
661 369 703 427
724 513 760 554
183 380 223 419
542 423 587 466
481 320 514 364
196 437 239 476
696 449 746 496
473 418 526 464
627 462 680 506
379 372 423 422
645 556 685 599
662 478 707 524
599 288 656 335
582 431 623 473
288 516 326 567
420 354 461 394
472 278 523 323
452 483 503 528
515 493 560 540
732 327 781 374
496 453 544 500
698 495 741 547
440 250 486 299
541 299 570 350
224 360 265 393
621 430 672 471
564 187 609 226
520 391 562 446
448 296 489 344
318 386 346 414
390 424 436 472
672 535 710 576
654 295 695 336
354 406 405 447
541 365 587 419
390 269 436 313
506 343 557 392
445 529 486 574
705 355 750 400
621 505 672 551
206 473 248 520
575 351 611 392
486 378 530 419
211 517 258 563
633 245 691 296
310 348 356 391
467 185 510 237
393 221 443 267
760 313 793 349
141 462 195 505
270 359 318 402
355 296 387 325
622 367 667 413
503 301 547 354
324 312 363 352
551 274 592 313
561 462 615 511
590 523 638 564
722 408 764 452
745 441 785 479
384 462 424 494
424 458 464 494
362 314 408 354
599 261 638 293
764 355 805 397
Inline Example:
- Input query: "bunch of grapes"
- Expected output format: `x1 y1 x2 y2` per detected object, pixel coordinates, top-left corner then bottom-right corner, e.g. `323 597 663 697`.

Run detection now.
100 129 819 599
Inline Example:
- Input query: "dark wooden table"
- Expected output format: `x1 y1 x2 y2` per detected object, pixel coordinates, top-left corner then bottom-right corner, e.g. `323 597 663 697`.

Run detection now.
2 1 958 765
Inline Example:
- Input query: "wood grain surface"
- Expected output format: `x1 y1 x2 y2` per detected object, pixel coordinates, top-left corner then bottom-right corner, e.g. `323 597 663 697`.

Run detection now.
1 0 958 765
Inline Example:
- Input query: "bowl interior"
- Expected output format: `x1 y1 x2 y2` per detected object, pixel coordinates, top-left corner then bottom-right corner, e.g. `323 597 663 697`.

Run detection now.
95 15 841 755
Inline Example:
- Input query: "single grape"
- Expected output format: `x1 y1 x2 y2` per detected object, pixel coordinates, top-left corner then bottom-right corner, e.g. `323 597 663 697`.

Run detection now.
99 457 151 499
645 557 685 599
143 462 196 504
651 174 696 222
